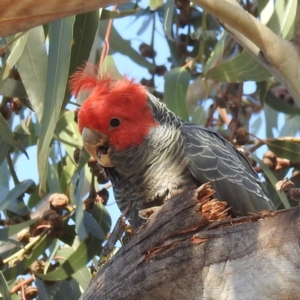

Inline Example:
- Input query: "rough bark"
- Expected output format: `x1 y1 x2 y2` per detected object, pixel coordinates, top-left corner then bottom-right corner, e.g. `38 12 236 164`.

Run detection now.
80 184 300 300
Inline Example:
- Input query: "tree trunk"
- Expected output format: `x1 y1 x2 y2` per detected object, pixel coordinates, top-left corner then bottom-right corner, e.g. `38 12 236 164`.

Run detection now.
80 184 300 300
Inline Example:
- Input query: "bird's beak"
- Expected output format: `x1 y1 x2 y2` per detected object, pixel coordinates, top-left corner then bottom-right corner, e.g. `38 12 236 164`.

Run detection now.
82 128 113 167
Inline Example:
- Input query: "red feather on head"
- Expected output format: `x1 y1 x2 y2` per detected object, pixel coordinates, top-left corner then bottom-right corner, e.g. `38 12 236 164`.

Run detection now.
69 65 158 151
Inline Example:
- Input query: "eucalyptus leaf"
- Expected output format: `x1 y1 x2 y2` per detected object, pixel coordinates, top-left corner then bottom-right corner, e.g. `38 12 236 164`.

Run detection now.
264 91 300 115
33 236 102 281
17 26 47 123
37 16 75 192
0 180 35 212
0 219 37 240
251 153 290 209
83 211 105 240
163 0 175 40
206 51 272 82
0 271 11 300
0 78 27 98
3 235 52 282
0 114 27 156
164 67 190 121
3 32 28 80
266 140 300 162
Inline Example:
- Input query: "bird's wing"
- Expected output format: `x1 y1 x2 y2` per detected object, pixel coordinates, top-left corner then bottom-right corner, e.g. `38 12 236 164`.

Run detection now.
181 123 274 215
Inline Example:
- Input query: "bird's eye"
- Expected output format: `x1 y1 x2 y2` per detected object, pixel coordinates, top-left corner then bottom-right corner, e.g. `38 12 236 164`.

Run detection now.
110 118 121 127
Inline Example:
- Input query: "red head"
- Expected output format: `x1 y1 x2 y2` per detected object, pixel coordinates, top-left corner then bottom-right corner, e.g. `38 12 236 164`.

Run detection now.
70 66 158 151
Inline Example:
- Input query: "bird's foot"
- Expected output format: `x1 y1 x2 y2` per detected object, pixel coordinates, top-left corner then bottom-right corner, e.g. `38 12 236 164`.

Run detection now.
138 206 161 219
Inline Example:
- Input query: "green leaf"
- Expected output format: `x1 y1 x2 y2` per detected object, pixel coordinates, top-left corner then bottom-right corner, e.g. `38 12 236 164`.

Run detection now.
267 0 296 40
164 67 190 121
137 15 152 36
264 103 278 138
37 16 75 192
17 26 47 123
264 90 300 115
204 31 228 74
3 235 53 281
0 114 27 156
71 265 92 291
0 78 27 98
258 0 273 24
83 211 105 240
0 139 11 165
3 32 28 80
0 271 11 300
0 180 35 212
56 111 82 163
90 202 111 236
163 0 175 40
33 236 102 281
63 11 99 108
257 80 271 106
190 105 206 126
72 169 88 240
206 51 272 82
98 55 123 79
279 115 300 137
149 0 163 10
99 20 154 70
44 239 61 274
0 219 37 240
35 278 81 300
266 140 300 162
251 153 290 209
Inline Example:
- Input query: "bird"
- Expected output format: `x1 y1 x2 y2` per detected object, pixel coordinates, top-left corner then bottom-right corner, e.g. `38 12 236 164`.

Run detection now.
70 67 274 228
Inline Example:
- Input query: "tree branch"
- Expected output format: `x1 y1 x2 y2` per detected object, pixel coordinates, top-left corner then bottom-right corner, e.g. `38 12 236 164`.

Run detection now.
80 184 300 299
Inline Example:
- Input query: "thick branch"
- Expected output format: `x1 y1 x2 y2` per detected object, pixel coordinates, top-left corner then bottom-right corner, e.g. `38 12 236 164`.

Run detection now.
81 186 300 299
0 0 127 37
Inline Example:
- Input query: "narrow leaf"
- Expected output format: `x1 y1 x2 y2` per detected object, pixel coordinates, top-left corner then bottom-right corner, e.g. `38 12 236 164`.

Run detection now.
163 0 175 40
83 211 105 240
251 153 290 209
264 90 300 115
266 140 300 162
3 32 28 80
0 114 27 156
33 236 102 281
0 219 37 240
0 180 35 212
17 26 47 122
0 271 11 300
164 67 190 121
257 79 271 106
0 78 27 98
37 16 75 192
206 51 272 82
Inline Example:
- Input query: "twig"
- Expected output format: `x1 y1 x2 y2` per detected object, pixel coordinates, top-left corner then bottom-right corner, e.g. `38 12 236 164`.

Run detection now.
10 277 34 295
6 153 19 185
99 5 118 68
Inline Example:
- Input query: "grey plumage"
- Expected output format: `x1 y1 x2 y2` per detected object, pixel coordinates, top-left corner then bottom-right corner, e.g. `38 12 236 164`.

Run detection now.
103 93 274 227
